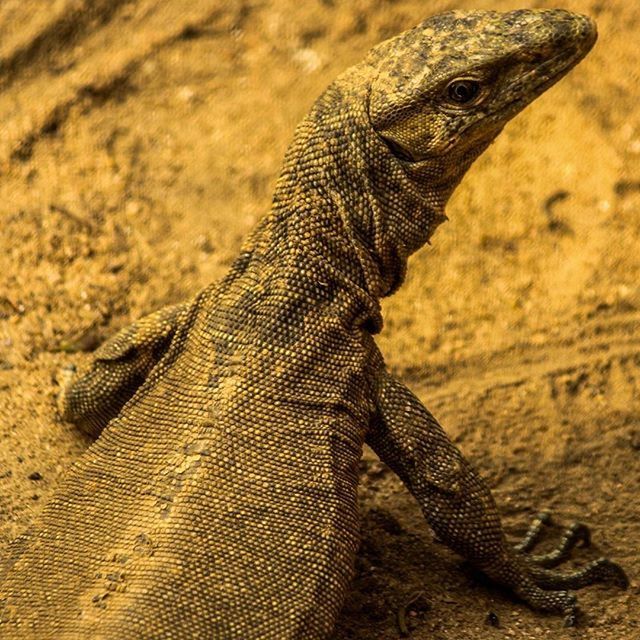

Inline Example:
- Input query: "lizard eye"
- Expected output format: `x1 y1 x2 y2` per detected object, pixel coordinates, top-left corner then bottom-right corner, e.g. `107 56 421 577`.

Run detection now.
445 79 482 105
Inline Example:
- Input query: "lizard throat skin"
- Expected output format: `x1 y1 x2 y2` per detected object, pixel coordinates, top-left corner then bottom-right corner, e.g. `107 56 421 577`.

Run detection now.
1 9 626 640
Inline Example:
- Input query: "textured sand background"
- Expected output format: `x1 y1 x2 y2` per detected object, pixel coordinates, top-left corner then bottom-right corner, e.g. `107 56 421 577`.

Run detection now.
0 1 638 638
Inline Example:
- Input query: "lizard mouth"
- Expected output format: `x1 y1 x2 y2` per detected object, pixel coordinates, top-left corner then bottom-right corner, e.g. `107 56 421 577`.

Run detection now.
458 37 595 147
492 46 586 118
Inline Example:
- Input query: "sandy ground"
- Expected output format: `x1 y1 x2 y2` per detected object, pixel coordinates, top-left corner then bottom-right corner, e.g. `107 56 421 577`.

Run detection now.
0 0 639 638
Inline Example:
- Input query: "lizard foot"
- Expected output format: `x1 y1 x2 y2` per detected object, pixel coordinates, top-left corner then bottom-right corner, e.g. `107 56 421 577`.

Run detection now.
506 512 628 626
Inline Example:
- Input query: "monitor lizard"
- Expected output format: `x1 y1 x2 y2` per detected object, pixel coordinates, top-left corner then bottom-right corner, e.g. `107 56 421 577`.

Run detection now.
0 8 628 640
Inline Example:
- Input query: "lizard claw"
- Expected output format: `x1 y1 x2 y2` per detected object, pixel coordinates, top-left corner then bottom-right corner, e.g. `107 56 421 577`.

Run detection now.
514 512 591 567
511 513 628 593
589 558 629 589
478 512 629 625
513 511 552 553
55 364 77 419
563 596 578 627
525 556 629 591
528 521 591 568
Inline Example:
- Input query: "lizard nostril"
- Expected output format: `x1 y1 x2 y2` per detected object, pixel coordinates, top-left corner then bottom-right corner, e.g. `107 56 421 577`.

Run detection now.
519 51 548 64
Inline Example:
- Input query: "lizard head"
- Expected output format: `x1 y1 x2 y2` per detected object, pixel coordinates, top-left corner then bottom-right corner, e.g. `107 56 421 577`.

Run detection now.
367 9 596 185
271 9 597 300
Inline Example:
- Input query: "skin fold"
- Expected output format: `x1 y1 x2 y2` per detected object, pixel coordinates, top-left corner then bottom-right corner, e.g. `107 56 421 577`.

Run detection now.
0 9 627 640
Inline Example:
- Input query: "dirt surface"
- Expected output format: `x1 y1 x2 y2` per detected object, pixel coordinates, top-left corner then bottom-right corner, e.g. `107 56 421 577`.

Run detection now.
0 0 638 638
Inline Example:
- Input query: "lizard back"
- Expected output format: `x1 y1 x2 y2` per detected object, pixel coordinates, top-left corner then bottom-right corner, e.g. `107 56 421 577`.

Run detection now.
0 246 380 638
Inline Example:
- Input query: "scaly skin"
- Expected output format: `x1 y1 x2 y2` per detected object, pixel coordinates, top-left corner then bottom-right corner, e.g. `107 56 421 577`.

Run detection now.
0 9 627 639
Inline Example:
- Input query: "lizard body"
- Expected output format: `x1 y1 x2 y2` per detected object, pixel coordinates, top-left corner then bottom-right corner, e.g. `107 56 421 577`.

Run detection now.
0 9 627 639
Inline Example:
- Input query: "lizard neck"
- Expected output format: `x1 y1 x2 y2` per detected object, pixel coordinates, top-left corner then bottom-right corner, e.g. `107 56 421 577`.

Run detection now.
264 68 460 301
244 65 478 332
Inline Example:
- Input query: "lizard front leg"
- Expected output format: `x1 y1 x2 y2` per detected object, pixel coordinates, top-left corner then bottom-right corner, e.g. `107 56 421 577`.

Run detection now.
59 302 189 437
366 371 628 623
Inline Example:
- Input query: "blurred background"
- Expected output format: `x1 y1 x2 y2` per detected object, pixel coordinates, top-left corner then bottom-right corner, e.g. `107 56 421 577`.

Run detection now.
0 1 638 637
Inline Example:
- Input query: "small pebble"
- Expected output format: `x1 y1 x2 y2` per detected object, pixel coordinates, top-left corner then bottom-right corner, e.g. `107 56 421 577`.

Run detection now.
485 611 500 627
